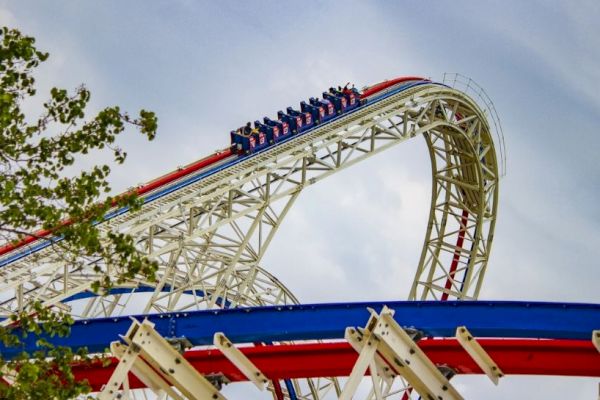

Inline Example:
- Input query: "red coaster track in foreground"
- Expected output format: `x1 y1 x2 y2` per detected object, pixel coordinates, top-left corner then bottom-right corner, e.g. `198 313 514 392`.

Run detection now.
75 339 600 392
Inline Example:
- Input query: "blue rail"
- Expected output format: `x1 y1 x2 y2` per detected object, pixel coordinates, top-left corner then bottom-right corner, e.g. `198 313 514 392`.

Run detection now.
0 81 436 268
2 300 598 358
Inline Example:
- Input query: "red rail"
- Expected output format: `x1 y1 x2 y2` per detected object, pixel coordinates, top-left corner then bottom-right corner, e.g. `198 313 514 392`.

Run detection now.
0 149 233 257
360 76 429 99
1 75 427 258
441 209 470 301
74 339 600 391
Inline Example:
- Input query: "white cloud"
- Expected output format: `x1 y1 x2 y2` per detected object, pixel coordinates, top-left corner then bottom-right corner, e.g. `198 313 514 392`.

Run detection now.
463 1 600 112
0 6 15 26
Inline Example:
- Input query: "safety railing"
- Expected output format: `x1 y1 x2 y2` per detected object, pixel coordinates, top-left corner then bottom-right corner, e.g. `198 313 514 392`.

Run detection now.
442 72 507 177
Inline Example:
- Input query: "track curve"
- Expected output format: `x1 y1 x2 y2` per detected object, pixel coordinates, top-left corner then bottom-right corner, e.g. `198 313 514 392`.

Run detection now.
0 76 501 399
74 339 600 392
0 77 499 317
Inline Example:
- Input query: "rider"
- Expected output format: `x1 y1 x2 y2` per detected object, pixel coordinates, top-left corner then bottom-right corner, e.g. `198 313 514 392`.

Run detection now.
342 82 352 96
243 122 252 136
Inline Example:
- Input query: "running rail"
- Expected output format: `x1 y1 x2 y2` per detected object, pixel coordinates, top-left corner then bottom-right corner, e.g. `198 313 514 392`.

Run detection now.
0 78 428 264
74 339 600 392
0 150 234 258
2 301 599 358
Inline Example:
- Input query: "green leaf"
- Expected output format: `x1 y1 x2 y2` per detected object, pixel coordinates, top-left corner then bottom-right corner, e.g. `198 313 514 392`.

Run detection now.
0 26 158 399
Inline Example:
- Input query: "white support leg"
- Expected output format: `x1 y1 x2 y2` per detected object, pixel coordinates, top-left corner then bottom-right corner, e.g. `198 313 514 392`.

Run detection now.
128 319 226 400
343 306 463 400
339 328 379 400
346 327 396 383
99 318 226 400
347 327 398 400
369 359 384 400
593 330 600 353
98 340 141 400
213 332 268 390
372 307 463 400
455 326 503 385
110 342 185 400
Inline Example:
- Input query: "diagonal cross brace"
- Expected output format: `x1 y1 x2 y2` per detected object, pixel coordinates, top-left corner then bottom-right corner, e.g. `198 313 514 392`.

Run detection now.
340 306 464 400
456 326 503 385
98 318 226 400
214 332 268 390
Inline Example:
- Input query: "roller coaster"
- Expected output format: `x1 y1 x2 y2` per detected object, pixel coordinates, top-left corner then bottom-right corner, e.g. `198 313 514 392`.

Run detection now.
0 73 597 399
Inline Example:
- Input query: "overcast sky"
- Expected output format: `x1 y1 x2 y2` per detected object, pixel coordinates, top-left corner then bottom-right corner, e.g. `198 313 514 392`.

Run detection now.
2 1 599 398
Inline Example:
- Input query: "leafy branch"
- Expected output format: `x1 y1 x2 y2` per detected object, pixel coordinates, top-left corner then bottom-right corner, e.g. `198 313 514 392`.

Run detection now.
0 26 159 399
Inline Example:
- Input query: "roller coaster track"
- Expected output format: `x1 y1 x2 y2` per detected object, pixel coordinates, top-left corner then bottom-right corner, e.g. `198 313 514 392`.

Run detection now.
76 339 600 392
4 301 600 397
0 75 500 314
5 300 599 357
0 75 506 398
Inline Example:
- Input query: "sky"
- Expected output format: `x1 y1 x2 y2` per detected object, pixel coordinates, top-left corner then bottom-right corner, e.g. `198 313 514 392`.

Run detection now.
2 1 600 398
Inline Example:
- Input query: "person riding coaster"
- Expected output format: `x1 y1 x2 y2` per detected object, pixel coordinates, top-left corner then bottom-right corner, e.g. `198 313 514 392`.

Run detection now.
231 81 363 154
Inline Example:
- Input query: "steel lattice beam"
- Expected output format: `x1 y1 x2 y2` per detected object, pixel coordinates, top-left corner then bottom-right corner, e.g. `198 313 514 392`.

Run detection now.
0 79 501 399
0 84 499 318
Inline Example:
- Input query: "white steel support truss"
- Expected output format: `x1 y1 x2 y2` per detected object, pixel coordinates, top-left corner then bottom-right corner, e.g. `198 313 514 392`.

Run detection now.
99 318 226 400
455 326 503 385
213 332 268 390
340 306 463 400
0 82 500 399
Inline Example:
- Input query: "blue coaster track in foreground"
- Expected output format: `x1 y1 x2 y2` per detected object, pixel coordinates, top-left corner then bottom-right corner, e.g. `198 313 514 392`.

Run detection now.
3 300 599 359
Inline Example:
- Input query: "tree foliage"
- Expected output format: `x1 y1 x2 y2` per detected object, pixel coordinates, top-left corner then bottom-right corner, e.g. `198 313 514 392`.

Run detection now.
0 26 159 398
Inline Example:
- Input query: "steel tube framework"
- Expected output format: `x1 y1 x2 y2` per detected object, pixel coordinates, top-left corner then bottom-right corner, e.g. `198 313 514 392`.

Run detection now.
0 80 499 319
0 75 506 398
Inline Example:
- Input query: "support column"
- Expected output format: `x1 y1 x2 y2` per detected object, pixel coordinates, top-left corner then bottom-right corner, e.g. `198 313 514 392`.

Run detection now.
340 306 463 400
98 319 226 400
